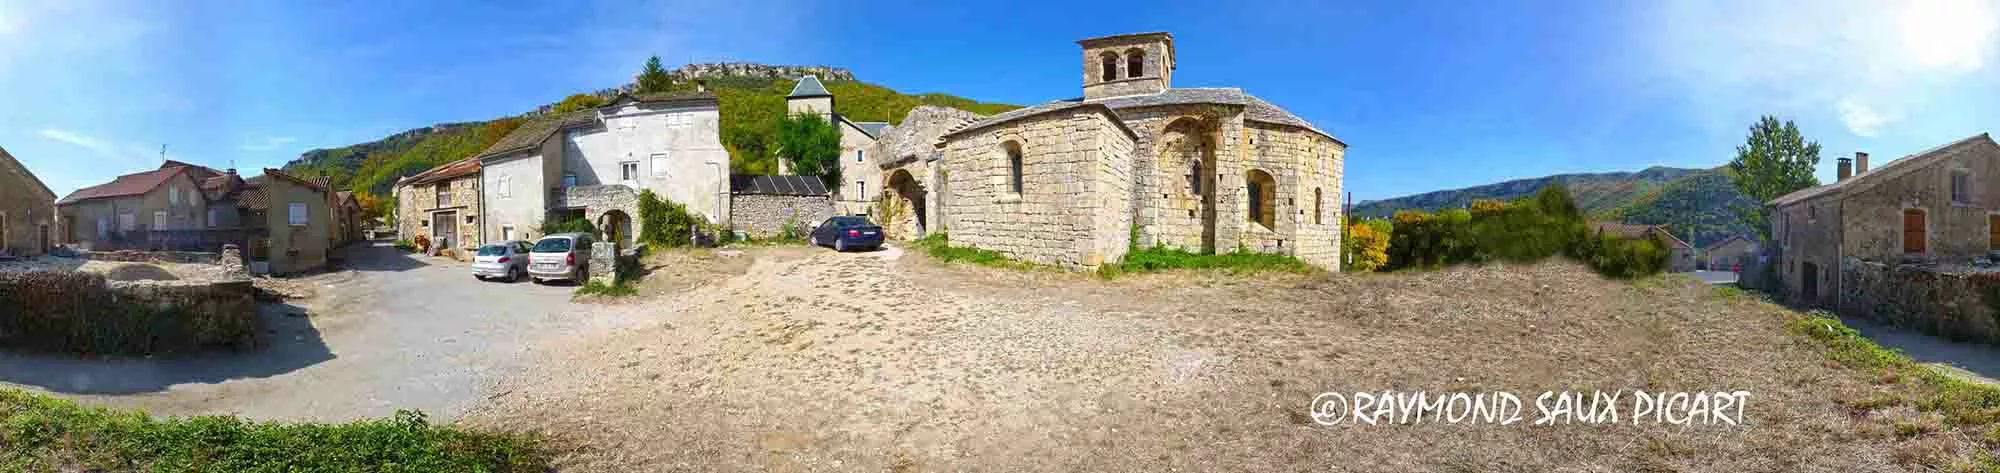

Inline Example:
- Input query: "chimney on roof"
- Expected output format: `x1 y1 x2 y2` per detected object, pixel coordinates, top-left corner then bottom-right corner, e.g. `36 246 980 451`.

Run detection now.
1855 151 1869 174
1837 157 1853 182
225 168 237 176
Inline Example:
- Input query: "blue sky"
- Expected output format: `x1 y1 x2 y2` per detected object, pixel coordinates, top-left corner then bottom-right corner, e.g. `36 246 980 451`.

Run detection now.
3 0 1997 202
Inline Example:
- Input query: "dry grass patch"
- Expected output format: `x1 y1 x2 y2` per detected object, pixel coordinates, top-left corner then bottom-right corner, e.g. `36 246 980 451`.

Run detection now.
466 257 1998 472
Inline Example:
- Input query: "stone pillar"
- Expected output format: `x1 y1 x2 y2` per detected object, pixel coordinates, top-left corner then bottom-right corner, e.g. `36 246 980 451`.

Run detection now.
219 244 251 279
588 240 618 285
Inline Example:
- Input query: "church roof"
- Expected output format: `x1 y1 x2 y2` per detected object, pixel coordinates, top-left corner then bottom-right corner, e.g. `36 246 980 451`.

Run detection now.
788 75 833 98
944 88 1341 145
854 121 891 139
1088 88 1341 145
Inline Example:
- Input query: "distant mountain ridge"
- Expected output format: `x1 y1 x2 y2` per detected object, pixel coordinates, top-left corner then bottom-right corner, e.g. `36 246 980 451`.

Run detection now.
1354 166 1754 247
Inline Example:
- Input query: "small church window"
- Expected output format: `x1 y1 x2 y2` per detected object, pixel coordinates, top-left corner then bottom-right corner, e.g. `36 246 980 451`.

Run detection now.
1314 188 1323 225
1100 52 1119 82
1126 49 1145 78
1189 160 1203 196
1247 169 1277 229
1005 141 1024 195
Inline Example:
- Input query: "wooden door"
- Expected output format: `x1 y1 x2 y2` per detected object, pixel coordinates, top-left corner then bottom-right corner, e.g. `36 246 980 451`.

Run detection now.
1989 214 1999 251
1903 209 1926 254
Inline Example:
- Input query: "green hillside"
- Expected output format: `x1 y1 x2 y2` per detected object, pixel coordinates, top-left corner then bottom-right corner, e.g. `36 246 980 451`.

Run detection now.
1608 168 1758 247
1354 167 1700 218
283 69 1019 210
1354 166 1756 247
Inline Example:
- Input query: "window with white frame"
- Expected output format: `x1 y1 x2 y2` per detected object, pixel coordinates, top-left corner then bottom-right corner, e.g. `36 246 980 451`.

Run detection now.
562 173 578 188
651 153 668 177
208 208 220 228
169 186 179 205
153 211 168 230
621 161 639 182
856 180 866 201
288 203 308 226
436 185 451 207
502 224 516 241
497 175 512 198
857 149 865 163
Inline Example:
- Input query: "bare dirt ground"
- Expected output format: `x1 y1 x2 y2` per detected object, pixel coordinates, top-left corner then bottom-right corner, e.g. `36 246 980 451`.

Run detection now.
462 247 1933 472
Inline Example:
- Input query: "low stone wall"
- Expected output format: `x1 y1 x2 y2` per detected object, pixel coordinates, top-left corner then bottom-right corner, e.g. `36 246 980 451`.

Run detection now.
76 249 221 264
1841 257 2000 344
0 271 258 355
731 193 834 239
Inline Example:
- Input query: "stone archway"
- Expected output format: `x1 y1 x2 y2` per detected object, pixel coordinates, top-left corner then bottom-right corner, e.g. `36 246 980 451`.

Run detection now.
598 209 633 248
881 169 927 240
1159 117 1219 253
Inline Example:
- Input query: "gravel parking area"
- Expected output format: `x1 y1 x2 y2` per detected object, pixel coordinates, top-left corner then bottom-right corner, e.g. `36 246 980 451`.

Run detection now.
0 241 644 422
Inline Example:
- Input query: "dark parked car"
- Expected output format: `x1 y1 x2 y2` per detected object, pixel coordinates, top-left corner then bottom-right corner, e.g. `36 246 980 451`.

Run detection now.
809 216 883 252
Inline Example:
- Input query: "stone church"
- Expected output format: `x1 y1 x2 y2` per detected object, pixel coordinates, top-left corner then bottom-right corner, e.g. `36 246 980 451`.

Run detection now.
920 32 1346 271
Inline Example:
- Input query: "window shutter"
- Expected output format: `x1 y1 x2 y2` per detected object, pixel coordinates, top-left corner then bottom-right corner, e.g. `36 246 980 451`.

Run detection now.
1989 214 2000 251
1904 210 1926 254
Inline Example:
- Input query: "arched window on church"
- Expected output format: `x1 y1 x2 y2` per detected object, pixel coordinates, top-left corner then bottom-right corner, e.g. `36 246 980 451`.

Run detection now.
1314 187 1323 225
1100 52 1120 82
1005 141 1025 195
1126 49 1145 78
1188 159 1203 196
1247 169 1277 230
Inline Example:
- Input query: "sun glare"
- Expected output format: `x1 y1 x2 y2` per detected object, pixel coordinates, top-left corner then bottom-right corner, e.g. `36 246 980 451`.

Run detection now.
1899 0 1998 70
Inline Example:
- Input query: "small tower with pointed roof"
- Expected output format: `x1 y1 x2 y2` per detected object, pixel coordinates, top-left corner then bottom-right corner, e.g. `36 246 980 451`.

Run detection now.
786 75 836 124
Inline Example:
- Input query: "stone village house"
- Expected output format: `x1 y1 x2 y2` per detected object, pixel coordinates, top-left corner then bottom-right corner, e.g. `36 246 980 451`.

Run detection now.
1768 133 2000 309
1702 234 1756 271
395 156 482 255
56 161 331 274
396 91 732 252
917 32 1346 271
0 146 57 256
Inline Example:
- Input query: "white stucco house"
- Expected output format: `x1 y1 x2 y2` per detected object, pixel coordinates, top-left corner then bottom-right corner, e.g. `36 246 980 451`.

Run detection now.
477 91 730 246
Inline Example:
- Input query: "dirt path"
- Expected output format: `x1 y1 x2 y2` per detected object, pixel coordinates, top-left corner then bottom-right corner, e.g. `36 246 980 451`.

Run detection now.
464 250 1911 472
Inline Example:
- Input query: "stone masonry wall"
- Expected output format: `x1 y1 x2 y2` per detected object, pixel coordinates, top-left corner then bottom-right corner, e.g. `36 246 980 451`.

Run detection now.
731 194 835 239
943 108 1135 270
1116 106 1344 270
396 176 481 254
1842 258 2000 345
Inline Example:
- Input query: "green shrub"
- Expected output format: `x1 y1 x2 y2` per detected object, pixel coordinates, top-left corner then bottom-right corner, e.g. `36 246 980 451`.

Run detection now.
393 239 415 251
637 190 706 247
539 216 597 237
0 389 549 472
912 233 1037 269
575 279 637 297
1379 184 1667 278
1107 247 1315 276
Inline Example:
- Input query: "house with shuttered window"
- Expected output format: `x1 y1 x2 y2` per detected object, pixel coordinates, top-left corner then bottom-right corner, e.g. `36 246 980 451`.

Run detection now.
1767 133 2000 309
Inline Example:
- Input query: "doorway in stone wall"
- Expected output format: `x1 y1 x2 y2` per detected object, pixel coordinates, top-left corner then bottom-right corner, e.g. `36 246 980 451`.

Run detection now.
886 169 926 239
1801 262 1819 304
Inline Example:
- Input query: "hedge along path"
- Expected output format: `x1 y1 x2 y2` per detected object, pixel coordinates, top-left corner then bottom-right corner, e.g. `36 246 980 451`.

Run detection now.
0 387 552 472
